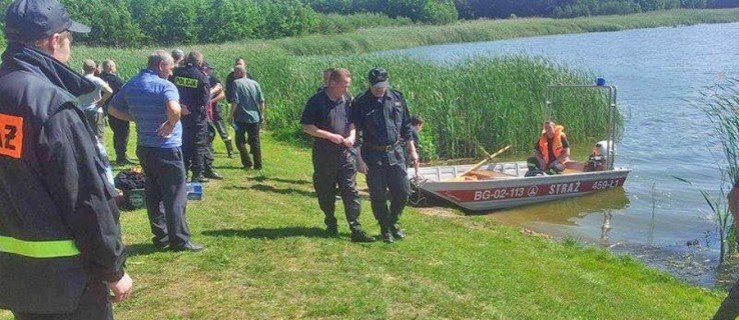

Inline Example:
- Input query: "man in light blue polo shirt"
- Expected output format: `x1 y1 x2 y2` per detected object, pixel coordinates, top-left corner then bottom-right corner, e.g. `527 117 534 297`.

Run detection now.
108 50 204 252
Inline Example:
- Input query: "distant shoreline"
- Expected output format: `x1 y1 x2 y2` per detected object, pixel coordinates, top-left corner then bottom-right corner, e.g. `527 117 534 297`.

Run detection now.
240 8 739 57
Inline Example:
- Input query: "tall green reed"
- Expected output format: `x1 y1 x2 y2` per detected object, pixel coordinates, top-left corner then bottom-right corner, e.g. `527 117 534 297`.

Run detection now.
698 78 739 262
253 54 618 160
68 47 620 160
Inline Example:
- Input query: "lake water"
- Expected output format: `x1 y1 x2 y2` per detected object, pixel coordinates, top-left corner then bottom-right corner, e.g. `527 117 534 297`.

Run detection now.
389 22 739 287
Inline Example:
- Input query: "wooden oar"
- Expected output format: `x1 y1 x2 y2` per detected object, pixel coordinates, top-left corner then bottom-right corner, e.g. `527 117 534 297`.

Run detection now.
458 145 512 177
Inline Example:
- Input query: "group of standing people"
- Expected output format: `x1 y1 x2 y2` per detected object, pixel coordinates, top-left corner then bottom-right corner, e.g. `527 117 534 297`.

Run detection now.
301 67 419 243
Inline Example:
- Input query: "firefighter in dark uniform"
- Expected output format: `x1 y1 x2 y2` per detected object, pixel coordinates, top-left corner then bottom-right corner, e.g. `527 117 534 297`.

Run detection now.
172 51 212 182
0 0 132 318
301 68 375 242
352 68 418 243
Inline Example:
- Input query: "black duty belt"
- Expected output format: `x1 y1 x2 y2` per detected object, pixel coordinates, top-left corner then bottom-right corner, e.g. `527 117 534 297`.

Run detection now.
364 141 400 152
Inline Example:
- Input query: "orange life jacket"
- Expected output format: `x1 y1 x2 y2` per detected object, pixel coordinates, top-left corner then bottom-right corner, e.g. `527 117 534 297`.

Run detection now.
538 125 565 164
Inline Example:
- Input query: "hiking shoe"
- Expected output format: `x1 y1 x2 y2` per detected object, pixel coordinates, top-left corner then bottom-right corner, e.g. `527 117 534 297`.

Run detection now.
152 236 169 249
171 242 205 252
350 230 376 243
204 170 224 180
190 174 210 183
326 225 339 237
381 232 394 244
391 224 405 240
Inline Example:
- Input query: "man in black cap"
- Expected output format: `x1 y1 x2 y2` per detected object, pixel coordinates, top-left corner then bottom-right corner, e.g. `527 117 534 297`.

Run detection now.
0 0 132 318
351 68 418 243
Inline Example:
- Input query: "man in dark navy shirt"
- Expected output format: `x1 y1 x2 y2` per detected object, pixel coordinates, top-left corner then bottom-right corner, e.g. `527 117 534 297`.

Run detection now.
172 51 211 182
352 68 418 243
99 59 131 165
301 68 375 243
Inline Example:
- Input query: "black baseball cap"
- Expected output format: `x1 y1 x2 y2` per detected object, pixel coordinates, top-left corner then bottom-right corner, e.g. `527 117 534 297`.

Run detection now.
4 0 91 42
202 61 214 70
368 68 389 88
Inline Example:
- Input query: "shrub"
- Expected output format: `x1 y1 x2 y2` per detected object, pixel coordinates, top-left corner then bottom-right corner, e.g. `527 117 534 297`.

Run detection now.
387 0 459 24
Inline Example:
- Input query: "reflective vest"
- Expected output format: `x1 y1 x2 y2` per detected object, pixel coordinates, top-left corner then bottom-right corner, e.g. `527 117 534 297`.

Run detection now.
538 125 566 164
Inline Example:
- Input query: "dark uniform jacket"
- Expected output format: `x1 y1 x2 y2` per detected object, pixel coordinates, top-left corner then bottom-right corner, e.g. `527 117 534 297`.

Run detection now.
99 71 124 109
351 89 413 166
172 63 210 127
0 44 126 313
301 91 353 152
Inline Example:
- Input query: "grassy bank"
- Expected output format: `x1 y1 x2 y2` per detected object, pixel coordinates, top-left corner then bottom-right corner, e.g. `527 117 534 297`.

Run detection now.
1 130 724 319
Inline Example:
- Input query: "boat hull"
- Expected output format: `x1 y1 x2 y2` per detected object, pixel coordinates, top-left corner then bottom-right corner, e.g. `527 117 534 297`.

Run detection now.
411 162 630 211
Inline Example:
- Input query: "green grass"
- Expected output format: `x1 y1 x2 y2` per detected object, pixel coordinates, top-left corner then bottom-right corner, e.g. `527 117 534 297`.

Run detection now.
1 126 726 319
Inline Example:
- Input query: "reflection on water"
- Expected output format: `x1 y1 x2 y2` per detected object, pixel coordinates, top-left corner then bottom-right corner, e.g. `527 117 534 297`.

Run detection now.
485 188 723 287
485 188 629 227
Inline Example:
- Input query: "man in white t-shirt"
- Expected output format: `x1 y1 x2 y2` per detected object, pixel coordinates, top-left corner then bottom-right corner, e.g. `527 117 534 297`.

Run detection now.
78 59 112 141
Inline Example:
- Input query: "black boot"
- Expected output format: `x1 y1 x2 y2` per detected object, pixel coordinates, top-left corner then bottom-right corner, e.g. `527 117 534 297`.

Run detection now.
390 224 405 240
350 229 376 243
204 168 224 180
380 225 394 244
190 169 210 183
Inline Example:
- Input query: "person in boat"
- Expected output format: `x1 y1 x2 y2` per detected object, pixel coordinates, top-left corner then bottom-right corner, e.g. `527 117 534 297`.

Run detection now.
527 120 572 175
301 68 375 243
712 181 739 319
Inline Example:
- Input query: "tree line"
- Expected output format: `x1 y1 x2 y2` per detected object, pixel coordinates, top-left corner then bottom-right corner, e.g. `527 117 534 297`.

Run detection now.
0 0 736 47
309 0 738 20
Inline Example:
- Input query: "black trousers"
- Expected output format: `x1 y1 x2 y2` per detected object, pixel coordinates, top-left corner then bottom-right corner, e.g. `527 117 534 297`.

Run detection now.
312 142 362 231
12 282 112 320
210 119 230 141
137 146 191 247
108 115 130 161
204 121 216 170
235 122 261 169
206 119 233 165
182 123 209 175
365 163 411 230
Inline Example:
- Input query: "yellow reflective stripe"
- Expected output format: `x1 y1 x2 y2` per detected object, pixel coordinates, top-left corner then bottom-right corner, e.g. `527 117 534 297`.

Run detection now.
0 235 80 258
